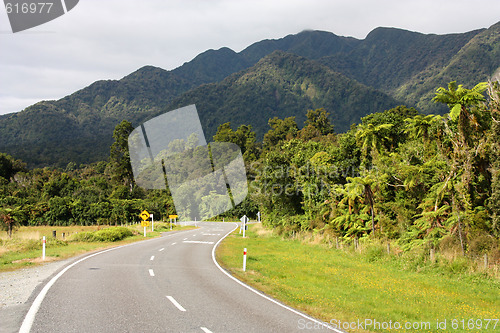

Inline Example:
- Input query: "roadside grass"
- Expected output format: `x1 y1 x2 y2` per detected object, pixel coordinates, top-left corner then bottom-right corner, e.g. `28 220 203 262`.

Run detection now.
216 224 500 333
0 222 196 272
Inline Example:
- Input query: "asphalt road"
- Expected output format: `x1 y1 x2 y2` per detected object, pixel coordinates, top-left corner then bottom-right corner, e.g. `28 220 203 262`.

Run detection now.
19 222 338 332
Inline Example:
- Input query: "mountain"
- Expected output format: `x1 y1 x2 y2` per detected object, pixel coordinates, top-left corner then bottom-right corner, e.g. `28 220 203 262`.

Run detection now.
0 23 498 168
166 51 398 138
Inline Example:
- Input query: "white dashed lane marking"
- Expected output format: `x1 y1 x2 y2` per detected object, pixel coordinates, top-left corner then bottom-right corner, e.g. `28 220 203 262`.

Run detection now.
149 269 155 277
166 296 186 312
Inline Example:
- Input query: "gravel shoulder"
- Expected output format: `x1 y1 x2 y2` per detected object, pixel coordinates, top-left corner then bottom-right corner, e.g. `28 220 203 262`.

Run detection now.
0 259 74 308
0 258 77 333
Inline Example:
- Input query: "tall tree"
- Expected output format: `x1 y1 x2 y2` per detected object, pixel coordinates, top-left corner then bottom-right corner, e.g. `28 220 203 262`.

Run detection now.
0 207 21 237
346 175 378 234
487 82 500 237
109 120 135 191
433 81 488 147
404 114 442 143
355 122 393 165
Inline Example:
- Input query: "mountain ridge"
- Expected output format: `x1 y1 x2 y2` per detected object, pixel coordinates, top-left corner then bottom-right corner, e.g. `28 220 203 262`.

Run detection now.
0 23 498 168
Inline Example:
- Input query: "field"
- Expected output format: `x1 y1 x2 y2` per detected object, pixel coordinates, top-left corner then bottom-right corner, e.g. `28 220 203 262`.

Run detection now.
0 222 194 272
216 224 500 333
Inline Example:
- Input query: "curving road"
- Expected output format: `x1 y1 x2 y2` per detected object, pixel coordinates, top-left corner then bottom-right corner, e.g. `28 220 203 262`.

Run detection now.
19 222 338 332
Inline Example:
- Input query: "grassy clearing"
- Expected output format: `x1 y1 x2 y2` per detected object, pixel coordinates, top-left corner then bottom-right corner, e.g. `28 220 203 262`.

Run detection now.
216 224 500 333
0 222 195 272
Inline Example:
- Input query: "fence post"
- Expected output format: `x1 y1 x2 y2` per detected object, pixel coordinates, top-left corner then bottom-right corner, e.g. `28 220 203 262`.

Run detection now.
243 248 247 272
387 242 390 255
430 248 435 262
42 236 46 260
484 254 488 269
52 230 56 238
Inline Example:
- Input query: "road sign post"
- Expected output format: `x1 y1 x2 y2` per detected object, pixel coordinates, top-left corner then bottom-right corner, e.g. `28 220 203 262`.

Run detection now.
240 215 248 238
151 214 154 232
140 210 150 237
169 215 178 230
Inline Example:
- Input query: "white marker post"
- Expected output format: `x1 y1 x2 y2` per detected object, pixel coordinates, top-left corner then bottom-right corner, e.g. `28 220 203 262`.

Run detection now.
42 236 46 260
243 248 247 272
257 211 261 223
144 226 146 237
151 214 154 232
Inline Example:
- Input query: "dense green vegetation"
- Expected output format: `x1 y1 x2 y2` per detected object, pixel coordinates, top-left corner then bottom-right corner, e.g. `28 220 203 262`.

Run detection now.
249 81 500 262
1 81 499 264
0 122 177 228
0 23 497 168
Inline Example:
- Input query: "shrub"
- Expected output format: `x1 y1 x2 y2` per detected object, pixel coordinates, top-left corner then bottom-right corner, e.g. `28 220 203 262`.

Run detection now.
70 227 133 242
365 245 385 262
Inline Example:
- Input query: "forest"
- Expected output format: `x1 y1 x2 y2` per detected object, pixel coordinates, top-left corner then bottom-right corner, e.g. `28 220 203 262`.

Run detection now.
1 81 499 260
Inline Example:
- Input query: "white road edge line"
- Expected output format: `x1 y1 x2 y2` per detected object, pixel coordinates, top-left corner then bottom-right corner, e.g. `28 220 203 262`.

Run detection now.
200 327 213 333
149 269 155 276
19 241 143 333
166 295 186 312
19 228 198 333
150 255 155 261
211 223 342 333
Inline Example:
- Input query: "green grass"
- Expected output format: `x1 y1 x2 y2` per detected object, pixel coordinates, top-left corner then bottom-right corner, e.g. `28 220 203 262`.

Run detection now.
216 224 500 333
0 223 196 272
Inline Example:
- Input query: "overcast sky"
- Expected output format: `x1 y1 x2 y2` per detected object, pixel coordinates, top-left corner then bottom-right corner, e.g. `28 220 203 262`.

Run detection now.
0 0 499 116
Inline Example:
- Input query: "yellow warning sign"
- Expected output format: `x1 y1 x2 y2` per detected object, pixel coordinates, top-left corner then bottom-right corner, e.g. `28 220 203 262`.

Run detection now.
140 210 150 221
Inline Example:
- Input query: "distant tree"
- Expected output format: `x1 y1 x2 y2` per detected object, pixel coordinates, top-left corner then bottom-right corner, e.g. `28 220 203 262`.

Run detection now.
213 123 233 143
0 207 21 237
304 108 334 135
0 153 26 181
361 106 418 148
263 116 298 149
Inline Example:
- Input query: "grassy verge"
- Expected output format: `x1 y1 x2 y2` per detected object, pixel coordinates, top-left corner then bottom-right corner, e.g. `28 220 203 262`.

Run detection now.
0 223 196 272
216 224 500 333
